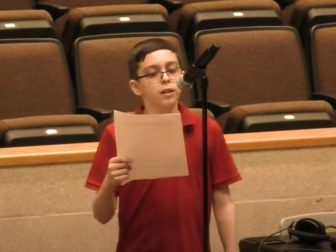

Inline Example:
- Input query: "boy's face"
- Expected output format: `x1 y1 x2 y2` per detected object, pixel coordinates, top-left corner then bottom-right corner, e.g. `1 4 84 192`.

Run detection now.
129 49 182 114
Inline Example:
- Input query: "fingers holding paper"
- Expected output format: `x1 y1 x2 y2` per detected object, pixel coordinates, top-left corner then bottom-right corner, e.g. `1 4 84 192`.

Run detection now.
108 157 132 185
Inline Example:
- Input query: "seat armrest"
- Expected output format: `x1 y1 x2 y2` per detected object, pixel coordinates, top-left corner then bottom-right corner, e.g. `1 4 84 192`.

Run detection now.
76 106 112 122
147 0 183 13
35 2 69 20
311 92 336 108
193 100 231 118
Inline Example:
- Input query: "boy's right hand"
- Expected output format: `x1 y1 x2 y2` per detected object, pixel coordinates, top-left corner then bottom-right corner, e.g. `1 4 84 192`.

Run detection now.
107 157 132 186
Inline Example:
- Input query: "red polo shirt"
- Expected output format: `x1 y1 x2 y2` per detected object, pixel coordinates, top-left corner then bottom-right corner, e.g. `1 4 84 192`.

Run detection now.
86 103 241 252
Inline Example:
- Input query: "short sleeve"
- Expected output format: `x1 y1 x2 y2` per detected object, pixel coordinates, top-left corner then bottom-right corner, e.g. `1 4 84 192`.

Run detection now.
208 119 241 187
85 124 117 191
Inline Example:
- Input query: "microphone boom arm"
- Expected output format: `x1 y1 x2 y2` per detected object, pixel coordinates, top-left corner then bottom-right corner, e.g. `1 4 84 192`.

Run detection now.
182 43 220 85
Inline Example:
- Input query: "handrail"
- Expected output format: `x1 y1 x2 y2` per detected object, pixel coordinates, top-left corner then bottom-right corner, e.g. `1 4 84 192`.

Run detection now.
227 127 336 151
0 127 335 168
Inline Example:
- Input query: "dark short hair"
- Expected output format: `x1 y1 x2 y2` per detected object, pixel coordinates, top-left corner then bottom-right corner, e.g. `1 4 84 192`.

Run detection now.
128 38 180 79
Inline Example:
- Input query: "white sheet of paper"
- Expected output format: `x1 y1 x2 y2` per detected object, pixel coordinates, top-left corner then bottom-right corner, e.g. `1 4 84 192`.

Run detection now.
114 110 189 184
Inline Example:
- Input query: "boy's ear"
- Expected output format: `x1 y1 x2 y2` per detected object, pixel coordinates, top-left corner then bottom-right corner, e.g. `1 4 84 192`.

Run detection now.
129 79 142 96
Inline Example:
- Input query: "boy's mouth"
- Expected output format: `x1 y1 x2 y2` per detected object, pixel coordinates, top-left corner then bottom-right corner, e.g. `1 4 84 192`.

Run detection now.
161 88 175 94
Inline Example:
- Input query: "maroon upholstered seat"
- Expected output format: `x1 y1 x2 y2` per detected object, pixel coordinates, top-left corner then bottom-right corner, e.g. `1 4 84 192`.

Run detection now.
169 0 282 58
0 9 55 38
0 0 34 10
193 26 335 132
0 38 98 146
310 22 336 109
56 3 168 53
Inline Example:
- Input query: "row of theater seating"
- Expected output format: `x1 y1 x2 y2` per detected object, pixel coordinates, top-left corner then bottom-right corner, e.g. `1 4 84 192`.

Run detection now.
0 0 336 87
0 0 336 147
1 0 336 58
0 0 295 12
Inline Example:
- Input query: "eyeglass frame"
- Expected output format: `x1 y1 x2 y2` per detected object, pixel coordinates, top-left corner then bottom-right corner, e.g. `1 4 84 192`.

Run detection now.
135 66 182 81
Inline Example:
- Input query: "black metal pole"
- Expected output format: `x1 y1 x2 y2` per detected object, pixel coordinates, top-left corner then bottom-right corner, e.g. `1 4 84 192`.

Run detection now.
187 43 220 252
201 74 209 252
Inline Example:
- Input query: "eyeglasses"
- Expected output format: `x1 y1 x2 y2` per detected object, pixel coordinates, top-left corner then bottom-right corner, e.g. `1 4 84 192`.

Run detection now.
136 66 182 81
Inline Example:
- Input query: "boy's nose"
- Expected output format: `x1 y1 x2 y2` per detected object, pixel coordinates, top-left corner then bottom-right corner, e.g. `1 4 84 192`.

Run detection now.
161 71 170 83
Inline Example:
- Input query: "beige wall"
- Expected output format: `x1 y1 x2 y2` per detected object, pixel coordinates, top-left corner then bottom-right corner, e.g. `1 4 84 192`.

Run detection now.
1 130 336 251
229 147 335 248
0 162 119 252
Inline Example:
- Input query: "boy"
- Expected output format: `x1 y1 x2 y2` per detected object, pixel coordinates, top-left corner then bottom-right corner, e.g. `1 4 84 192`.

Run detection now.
85 38 241 252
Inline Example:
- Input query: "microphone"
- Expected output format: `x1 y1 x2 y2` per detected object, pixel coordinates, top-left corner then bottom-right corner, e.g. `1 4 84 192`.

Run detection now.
177 43 221 89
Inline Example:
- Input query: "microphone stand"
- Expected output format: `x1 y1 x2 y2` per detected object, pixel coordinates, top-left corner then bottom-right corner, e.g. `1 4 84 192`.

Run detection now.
200 73 210 252
191 44 220 252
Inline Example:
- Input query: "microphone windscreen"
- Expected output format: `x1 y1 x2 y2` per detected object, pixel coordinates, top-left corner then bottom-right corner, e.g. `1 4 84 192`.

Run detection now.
177 74 192 90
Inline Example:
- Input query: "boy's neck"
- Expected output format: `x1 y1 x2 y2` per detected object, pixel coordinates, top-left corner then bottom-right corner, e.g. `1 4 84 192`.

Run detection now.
143 103 179 114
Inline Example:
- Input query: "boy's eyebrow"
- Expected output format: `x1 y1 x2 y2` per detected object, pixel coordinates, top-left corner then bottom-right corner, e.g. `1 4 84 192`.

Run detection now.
142 61 180 71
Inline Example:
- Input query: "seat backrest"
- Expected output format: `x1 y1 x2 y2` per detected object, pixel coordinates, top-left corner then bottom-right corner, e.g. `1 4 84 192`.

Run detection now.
73 32 190 113
61 4 169 54
311 22 336 95
282 0 336 27
0 0 34 10
0 9 55 38
224 100 335 133
193 26 310 107
306 7 336 31
175 0 223 3
169 0 282 56
44 0 146 44
40 0 146 8
0 38 75 119
281 0 336 46
281 1 336 91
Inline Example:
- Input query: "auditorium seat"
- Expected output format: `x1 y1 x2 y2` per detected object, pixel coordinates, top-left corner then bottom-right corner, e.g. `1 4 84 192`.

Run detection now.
60 4 169 56
0 0 34 10
281 0 336 50
37 0 148 18
0 38 99 147
39 0 149 41
0 9 55 38
73 32 190 131
193 26 336 133
0 1 69 21
282 1 336 94
225 101 335 133
40 0 145 7
282 0 336 29
310 22 336 109
168 0 282 59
